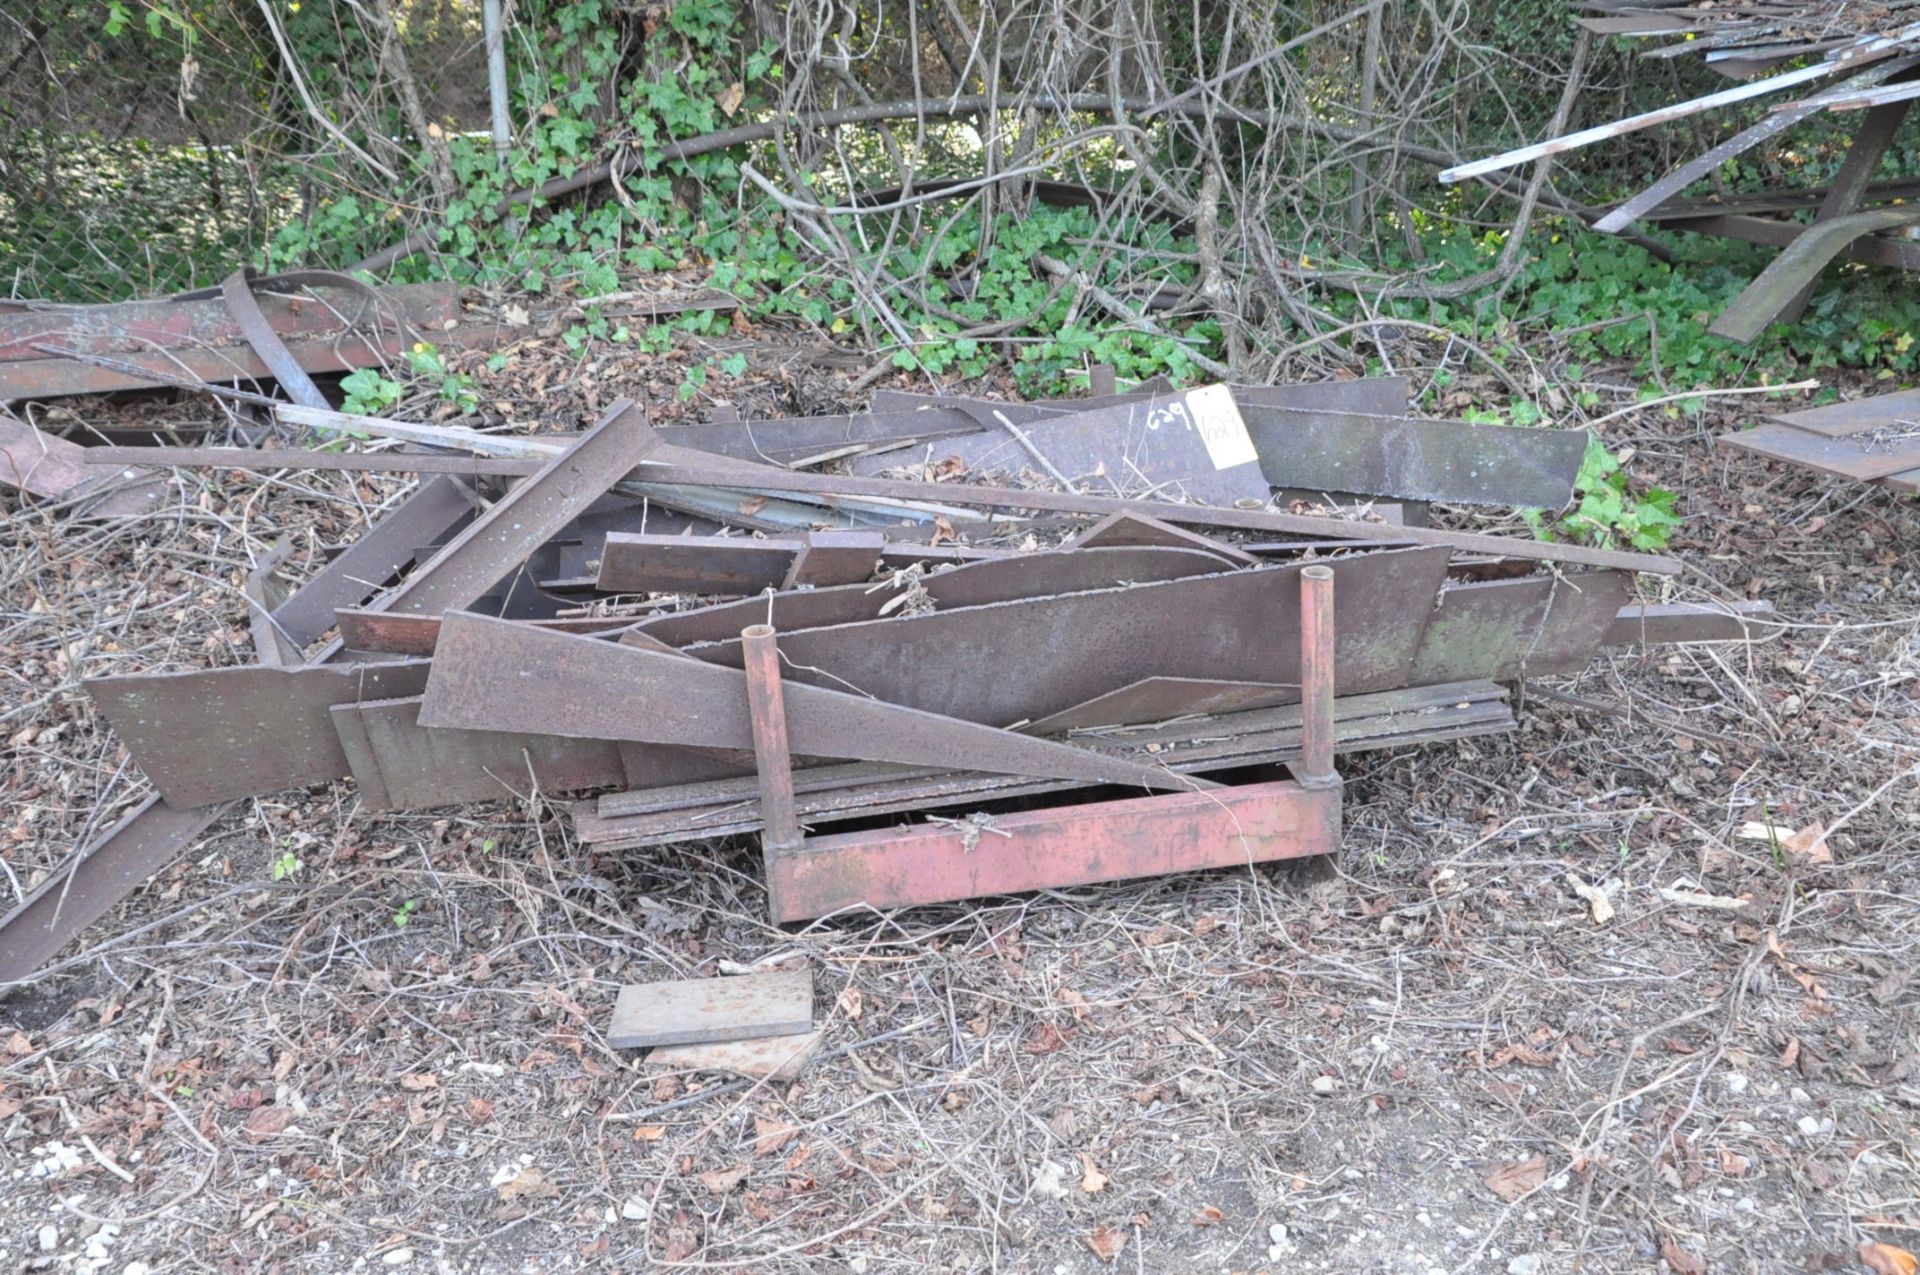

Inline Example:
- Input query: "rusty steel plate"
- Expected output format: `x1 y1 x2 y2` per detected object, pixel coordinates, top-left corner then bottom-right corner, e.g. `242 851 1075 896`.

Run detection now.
1718 418 1920 481
596 533 801 594
1236 405 1587 509
376 402 661 615
856 388 1274 501
0 282 460 399
786 529 887 587
679 548 1452 728
331 696 626 811
418 613 1182 788
86 660 431 806
1764 386 1920 436
1409 572 1632 684
1603 600 1777 646
852 385 1272 507
630 545 1245 648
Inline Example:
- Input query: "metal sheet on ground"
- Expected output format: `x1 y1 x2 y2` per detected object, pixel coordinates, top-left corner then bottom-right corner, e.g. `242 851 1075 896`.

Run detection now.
1715 421 1920 481
1237 405 1587 508
1409 572 1631 684
330 697 626 811
1764 387 1920 436
0 797 227 988
419 613 1182 788
1604 601 1777 645
630 545 1244 648
679 548 1452 727
86 661 432 806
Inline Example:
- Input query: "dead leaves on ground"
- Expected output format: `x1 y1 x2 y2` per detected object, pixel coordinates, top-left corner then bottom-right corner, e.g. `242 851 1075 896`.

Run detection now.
1086 1224 1127 1264
1660 1237 1707 1275
1484 1155 1547 1202
1861 1243 1920 1275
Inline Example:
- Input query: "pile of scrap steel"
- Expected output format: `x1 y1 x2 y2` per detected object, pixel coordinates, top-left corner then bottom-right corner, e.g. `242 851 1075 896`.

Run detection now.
1443 1 1920 339
0 352 1776 986
1720 386 1920 492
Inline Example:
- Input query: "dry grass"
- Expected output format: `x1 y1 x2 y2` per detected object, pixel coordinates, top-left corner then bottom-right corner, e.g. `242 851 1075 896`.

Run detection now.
1 355 1917 1274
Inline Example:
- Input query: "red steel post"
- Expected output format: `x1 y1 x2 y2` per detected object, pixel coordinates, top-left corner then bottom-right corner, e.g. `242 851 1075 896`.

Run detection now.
1297 564 1338 787
741 624 804 853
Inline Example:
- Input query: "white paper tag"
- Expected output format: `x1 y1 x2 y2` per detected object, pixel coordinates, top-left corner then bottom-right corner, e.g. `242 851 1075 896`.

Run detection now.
1180 384 1258 470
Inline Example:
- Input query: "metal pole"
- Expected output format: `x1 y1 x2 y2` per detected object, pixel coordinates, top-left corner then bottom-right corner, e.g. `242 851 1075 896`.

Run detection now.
482 0 512 164
741 624 803 852
1297 565 1337 787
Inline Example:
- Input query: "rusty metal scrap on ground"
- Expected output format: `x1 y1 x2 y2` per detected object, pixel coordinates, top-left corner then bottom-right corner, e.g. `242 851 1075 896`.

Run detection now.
1446 3 1920 338
0 329 1780 986
1718 386 1920 492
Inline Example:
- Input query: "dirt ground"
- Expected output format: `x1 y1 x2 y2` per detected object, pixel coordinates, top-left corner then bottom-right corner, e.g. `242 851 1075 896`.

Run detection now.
1 325 1916 1275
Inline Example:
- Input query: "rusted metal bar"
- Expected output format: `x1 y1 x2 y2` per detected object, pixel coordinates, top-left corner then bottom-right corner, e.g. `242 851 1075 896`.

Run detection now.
332 608 636 656
418 612 1186 788
1066 511 1261 565
1664 212 1920 272
764 778 1342 923
1709 206 1920 342
596 533 800 594
742 625 803 852
243 543 301 667
784 530 886 588
1296 564 1337 787
0 797 227 989
87 446 533 477
377 402 662 615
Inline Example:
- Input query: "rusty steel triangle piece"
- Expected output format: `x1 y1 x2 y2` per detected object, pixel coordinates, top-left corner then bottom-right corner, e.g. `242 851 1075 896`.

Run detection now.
416 612 1187 790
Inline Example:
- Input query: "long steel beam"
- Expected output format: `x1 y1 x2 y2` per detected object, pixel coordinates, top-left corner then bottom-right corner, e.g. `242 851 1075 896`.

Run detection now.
0 798 226 989
674 549 1452 727
417 612 1186 789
